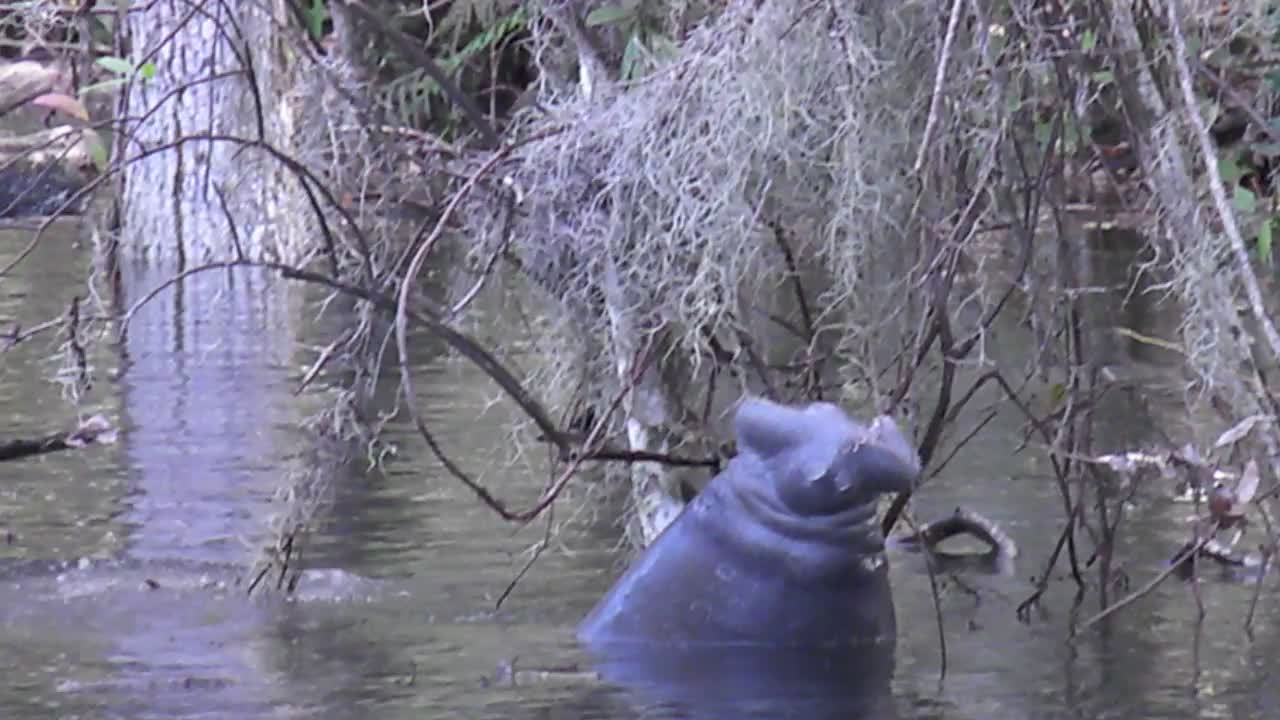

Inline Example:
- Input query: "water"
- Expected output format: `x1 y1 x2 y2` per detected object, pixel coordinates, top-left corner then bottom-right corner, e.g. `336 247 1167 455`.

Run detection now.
2 222 1279 719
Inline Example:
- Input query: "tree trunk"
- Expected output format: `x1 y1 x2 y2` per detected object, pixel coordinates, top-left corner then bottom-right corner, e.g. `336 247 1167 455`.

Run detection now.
601 251 700 547
120 0 307 264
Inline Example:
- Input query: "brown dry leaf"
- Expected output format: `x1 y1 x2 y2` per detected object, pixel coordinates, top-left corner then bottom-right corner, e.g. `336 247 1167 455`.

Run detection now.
29 92 89 122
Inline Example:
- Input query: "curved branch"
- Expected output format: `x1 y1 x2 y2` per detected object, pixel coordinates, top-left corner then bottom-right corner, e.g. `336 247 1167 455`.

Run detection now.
119 257 720 481
894 506 1019 561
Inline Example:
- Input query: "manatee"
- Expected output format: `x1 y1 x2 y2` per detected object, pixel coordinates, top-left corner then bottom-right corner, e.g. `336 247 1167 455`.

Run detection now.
578 396 921 650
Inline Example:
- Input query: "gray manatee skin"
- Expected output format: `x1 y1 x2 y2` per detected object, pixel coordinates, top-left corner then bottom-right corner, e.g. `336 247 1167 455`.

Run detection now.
578 397 920 649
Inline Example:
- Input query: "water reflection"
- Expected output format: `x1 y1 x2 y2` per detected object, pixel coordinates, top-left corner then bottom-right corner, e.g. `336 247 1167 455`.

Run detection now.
580 643 897 719
4 223 1280 718
76 262 306 718
116 261 303 563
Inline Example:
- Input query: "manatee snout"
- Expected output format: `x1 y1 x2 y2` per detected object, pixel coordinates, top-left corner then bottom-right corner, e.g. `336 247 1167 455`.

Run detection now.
744 399 920 515
848 414 921 496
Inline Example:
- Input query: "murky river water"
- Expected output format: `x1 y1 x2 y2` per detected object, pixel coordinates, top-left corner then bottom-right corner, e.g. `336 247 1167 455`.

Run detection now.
3 221 1280 719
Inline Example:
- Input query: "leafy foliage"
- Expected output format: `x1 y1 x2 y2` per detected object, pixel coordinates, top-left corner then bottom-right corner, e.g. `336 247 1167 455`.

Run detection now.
303 0 328 41
371 0 528 133
585 1 677 80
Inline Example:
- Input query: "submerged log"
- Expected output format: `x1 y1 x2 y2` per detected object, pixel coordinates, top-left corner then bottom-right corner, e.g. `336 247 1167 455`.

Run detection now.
893 506 1019 574
0 415 116 462
0 58 100 219
0 125 95 166
0 160 92 218
0 126 97 218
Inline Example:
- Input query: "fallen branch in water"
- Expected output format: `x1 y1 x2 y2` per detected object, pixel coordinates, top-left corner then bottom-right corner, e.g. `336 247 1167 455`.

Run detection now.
894 506 1019 562
0 415 116 462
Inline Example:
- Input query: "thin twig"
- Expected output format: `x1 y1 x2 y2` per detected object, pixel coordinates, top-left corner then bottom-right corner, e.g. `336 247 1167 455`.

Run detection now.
510 341 655 524
913 0 964 174
393 149 520 507
1017 497 1083 623
903 511 948 680
295 329 354 396
1071 524 1221 639
1245 501 1275 636
1 317 63 350
495 507 555 610
449 188 517 317
769 223 821 399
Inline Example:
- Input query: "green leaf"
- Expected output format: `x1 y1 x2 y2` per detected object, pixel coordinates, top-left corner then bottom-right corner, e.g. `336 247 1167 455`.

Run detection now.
586 4 633 27
90 140 109 173
1234 186 1257 215
1049 382 1067 408
305 0 326 40
1034 120 1053 148
449 8 526 66
138 62 157 80
1080 29 1096 52
620 34 644 80
79 129 109 173
1259 219 1273 264
1092 70 1114 85
95 56 134 76
1219 156 1243 185
1252 142 1280 157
